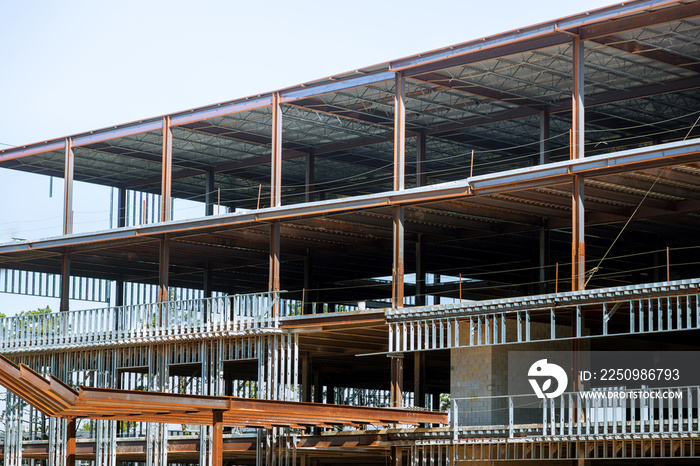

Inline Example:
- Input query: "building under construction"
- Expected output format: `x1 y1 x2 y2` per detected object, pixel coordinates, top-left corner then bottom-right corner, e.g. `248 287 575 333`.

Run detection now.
2 0 700 464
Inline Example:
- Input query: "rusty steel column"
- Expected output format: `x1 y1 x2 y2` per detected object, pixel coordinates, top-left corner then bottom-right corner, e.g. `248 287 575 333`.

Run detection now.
390 447 402 466
571 35 586 291
392 206 405 309
66 417 76 466
416 130 426 187
271 92 283 208
269 222 281 313
63 138 74 235
414 351 425 408
390 353 404 408
212 410 224 466
203 264 213 299
159 237 170 302
393 72 406 309
539 219 551 294
161 116 173 222
205 169 215 216
305 150 315 203
60 253 70 313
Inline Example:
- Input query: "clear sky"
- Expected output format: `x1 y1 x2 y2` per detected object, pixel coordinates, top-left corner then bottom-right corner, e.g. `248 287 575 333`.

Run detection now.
0 0 616 314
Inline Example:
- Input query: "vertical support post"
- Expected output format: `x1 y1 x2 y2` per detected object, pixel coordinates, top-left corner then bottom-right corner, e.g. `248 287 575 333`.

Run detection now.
300 352 311 402
392 72 406 310
161 116 173 222
416 130 426 187
394 72 406 192
390 447 402 466
212 410 224 466
572 35 585 161
392 206 405 309
269 222 281 315
66 417 76 466
416 234 426 306
414 351 425 408
115 278 124 307
305 150 315 203
205 169 215 216
60 253 71 313
539 107 550 165
303 252 312 315
117 186 127 228
539 219 550 294
63 138 74 235
159 238 170 302
326 384 335 404
271 92 283 208
390 353 404 408
203 264 213 299
571 34 585 292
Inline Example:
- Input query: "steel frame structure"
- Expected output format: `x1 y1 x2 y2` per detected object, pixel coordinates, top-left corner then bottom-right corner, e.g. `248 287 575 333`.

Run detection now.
3 1 700 464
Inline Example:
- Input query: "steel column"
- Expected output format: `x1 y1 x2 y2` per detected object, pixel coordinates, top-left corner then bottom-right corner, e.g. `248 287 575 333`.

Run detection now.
390 353 404 408
203 264 213 299
63 138 74 236
269 222 281 315
392 206 405 309
117 186 126 228
158 238 169 302
161 117 172 222
572 34 586 291
65 417 76 466
416 234 426 306
60 253 70 313
394 72 406 191
416 130 426 187
540 108 550 165
305 150 315 203
414 351 425 408
205 169 215 216
303 252 312 315
115 278 124 307
212 410 224 466
539 219 551 294
271 92 283 208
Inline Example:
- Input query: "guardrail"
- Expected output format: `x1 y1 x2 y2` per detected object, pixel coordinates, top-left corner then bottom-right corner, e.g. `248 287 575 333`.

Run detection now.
452 385 699 438
0 292 278 351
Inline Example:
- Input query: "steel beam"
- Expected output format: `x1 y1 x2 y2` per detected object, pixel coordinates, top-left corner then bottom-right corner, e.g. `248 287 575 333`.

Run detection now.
393 73 405 192
63 138 74 236
271 92 283 208
392 206 405 309
161 117 173 223
158 238 169 302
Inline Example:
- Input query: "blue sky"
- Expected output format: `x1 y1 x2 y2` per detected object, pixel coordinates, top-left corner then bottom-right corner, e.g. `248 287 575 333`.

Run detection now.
0 0 615 314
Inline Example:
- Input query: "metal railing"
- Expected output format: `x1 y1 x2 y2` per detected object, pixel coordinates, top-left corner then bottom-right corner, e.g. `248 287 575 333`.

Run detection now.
452 385 699 438
0 292 278 351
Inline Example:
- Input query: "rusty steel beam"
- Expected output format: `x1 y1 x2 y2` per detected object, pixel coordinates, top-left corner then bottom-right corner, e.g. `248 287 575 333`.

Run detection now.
212 410 224 466
0 355 447 428
161 116 173 222
392 206 405 309
66 417 76 466
390 354 403 408
591 35 700 74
